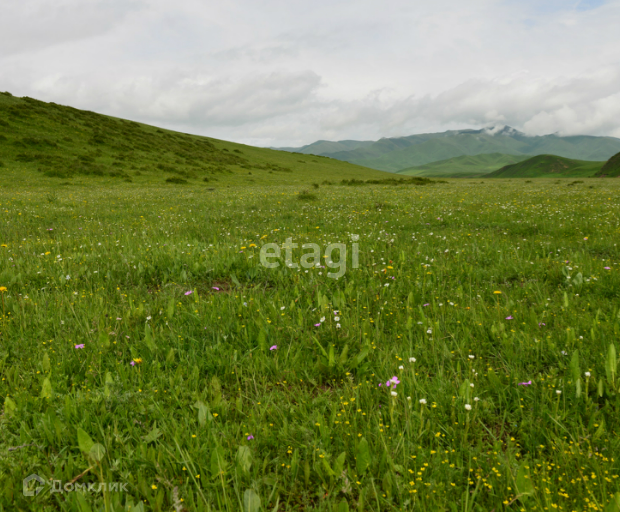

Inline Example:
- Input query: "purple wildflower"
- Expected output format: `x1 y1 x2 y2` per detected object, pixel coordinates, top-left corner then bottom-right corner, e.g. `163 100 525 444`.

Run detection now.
130 361 135 366
270 345 277 351
74 344 85 349
184 290 193 296
247 435 254 440
518 380 532 386
505 316 513 320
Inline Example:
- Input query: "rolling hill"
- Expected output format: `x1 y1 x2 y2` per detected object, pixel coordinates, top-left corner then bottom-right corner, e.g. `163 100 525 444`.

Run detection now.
595 151 620 177
396 153 529 178
278 126 620 172
0 92 391 187
485 154 604 178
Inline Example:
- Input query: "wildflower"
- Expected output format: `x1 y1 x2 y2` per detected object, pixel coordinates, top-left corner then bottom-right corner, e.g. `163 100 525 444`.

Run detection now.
556 390 562 395
419 398 427 405
280 306 285 310
336 323 341 328
423 303 429 306
130 361 135 366
465 404 472 411
66 275 71 280
604 267 611 270
314 323 321 327
585 372 591 378
146 316 152 321
212 287 220 290
474 397 480 401
426 329 432 334
398 365 404 370
133 358 142 364
409 357 416 363
270 345 277 351
386 376 400 387
493 291 501 294
184 290 193 296
391 391 397 397
518 380 532 386
334 316 340 321
247 435 254 440
320 316 325 322
407 396 411 400
505 316 513 320
468 355 475 359
152 485 157 490
539 322 546 327
74 344 85 349
0 286 6 292
116 317 122 321
470 383 474 388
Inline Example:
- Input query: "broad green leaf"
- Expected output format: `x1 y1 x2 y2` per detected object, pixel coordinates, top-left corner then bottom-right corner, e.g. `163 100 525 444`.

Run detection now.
42 353 50 373
166 298 175 320
605 492 620 512
356 437 371 474
89 443 106 462
243 489 261 512
195 400 210 426
570 350 580 384
333 451 346 477
338 500 350 512
237 445 252 474
3 397 16 417
515 463 534 497
40 377 52 399
77 428 95 454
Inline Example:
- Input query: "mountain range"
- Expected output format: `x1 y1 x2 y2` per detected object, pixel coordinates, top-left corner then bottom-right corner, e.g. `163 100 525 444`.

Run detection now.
277 127 620 173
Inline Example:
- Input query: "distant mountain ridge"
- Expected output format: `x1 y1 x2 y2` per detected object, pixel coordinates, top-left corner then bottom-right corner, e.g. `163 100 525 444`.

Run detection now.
276 127 620 172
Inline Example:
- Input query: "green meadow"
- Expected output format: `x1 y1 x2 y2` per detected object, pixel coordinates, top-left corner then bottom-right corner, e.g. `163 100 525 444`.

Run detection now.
1 174 620 512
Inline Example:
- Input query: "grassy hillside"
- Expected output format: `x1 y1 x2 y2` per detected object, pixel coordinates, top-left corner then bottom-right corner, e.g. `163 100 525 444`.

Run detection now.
280 127 620 173
486 154 604 178
396 153 529 177
596 150 620 177
0 92 391 188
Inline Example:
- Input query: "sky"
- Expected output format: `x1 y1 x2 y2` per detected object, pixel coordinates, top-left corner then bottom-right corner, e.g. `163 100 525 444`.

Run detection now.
1 0 620 147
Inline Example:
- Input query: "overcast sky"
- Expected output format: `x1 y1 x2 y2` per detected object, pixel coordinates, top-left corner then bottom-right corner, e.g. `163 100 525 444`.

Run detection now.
2 0 620 146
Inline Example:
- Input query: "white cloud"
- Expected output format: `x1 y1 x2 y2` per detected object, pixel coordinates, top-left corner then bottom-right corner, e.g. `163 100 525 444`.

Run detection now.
1 0 619 146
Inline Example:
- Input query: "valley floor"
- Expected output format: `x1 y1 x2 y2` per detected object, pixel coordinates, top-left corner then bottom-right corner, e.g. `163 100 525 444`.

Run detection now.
1 178 620 511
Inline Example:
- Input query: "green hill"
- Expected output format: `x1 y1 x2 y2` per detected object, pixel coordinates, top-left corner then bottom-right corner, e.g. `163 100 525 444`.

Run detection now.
0 92 391 187
595 151 620 177
279 127 620 172
396 153 529 178
486 154 604 178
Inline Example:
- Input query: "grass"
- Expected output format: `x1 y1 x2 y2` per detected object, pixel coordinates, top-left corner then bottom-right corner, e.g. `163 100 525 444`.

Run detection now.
396 153 530 178
486 155 605 178
1 175 620 511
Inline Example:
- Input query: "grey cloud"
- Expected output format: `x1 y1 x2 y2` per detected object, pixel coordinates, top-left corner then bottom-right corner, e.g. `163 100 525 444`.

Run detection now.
0 0 142 57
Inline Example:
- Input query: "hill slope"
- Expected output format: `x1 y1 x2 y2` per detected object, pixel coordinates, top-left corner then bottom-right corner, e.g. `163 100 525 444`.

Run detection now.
595 151 620 177
396 153 529 178
486 154 604 178
0 92 391 187
279 127 620 172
